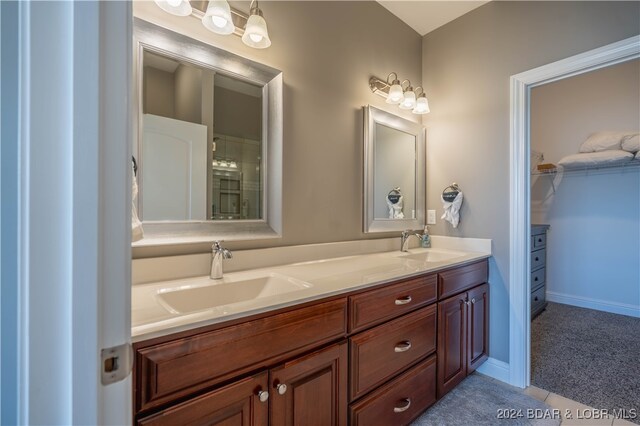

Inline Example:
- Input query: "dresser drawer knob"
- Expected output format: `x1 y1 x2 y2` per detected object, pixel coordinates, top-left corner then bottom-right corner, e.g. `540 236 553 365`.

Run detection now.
535 257 539 262
394 341 412 353
257 390 269 402
393 398 412 413
534 277 538 282
395 296 412 305
534 296 539 302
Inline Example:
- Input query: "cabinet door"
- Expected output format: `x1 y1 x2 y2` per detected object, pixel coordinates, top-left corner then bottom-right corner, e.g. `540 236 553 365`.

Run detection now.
467 283 489 373
137 371 269 426
437 294 467 398
270 342 348 426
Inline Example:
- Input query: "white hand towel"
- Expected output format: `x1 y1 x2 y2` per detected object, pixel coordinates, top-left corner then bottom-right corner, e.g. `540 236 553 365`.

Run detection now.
441 191 463 228
132 164 144 242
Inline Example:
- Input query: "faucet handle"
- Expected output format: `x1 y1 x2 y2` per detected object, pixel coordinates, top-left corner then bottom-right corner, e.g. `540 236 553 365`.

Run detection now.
212 240 225 251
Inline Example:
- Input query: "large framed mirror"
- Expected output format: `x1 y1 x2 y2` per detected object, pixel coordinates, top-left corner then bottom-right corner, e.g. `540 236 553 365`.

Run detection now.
363 106 425 233
132 19 282 246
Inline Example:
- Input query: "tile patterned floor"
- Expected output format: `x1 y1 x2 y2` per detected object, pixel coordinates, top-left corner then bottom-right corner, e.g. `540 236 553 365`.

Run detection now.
525 385 638 426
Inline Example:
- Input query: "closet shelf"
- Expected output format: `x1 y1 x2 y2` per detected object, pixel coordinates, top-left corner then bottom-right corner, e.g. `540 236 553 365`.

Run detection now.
531 160 640 176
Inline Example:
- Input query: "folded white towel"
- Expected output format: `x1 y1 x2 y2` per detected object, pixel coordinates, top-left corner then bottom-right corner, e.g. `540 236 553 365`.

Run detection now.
132 164 144 242
441 191 463 228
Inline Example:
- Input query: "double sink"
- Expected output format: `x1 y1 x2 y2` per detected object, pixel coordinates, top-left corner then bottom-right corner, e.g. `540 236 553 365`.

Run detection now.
155 248 467 315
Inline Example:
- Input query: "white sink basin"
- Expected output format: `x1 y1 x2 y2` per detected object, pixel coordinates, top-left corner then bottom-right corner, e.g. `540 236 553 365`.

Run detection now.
399 249 466 263
156 273 313 314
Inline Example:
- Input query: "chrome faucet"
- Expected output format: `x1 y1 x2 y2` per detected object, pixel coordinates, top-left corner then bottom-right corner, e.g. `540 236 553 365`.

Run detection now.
401 230 423 252
210 240 233 279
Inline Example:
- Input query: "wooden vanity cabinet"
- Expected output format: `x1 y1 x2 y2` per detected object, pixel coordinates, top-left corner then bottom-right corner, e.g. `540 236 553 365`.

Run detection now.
436 261 489 399
133 259 490 426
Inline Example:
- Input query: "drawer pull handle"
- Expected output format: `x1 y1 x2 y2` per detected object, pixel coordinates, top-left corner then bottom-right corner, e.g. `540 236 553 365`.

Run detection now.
257 390 269 402
538 238 542 243
395 296 412 305
394 341 412 352
535 257 539 262
534 277 538 282
393 398 412 413
534 296 539 302
276 384 287 395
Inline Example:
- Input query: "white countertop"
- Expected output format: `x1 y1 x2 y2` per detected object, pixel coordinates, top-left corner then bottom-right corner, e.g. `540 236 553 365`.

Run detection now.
132 245 491 343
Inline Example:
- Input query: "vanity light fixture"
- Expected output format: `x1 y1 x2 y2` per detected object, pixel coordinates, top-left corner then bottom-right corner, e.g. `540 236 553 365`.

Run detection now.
202 0 235 35
154 0 193 16
412 88 430 115
398 80 416 110
241 0 271 49
369 73 431 115
155 0 273 48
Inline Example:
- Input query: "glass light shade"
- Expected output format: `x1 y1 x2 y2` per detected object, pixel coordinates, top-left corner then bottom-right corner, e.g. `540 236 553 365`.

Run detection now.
399 90 416 110
202 0 235 35
386 83 404 104
154 0 192 16
412 96 430 114
242 13 271 49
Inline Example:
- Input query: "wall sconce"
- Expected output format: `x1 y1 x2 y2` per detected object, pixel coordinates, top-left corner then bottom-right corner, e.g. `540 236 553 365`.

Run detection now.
154 0 272 49
369 73 430 115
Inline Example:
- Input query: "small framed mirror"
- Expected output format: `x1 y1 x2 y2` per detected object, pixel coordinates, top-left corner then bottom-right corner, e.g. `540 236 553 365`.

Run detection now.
363 106 425 233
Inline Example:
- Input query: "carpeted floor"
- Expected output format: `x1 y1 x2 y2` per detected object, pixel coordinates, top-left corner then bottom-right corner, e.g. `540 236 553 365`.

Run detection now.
531 302 640 423
411 373 559 426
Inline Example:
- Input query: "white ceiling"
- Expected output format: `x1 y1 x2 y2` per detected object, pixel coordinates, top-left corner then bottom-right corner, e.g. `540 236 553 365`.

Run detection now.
377 1 490 36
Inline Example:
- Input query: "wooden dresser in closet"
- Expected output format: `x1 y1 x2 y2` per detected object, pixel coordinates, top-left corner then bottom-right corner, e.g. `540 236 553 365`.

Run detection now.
531 224 550 319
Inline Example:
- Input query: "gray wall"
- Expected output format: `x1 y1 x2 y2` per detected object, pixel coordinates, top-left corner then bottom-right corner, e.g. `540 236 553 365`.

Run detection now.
214 86 261 140
133 1 422 257
530 59 639 314
421 1 640 362
143 66 175 118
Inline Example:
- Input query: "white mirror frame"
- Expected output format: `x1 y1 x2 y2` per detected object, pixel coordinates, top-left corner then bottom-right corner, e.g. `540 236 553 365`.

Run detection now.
363 105 426 233
132 18 282 247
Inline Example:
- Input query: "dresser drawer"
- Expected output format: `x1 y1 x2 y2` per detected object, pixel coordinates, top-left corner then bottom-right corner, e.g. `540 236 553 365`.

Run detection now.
135 298 347 413
349 355 436 426
438 260 488 299
531 267 545 291
533 233 546 249
349 274 436 333
531 285 546 312
349 304 436 401
531 249 546 271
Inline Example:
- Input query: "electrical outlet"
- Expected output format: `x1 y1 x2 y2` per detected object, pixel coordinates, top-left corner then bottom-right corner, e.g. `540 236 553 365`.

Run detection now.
427 210 436 225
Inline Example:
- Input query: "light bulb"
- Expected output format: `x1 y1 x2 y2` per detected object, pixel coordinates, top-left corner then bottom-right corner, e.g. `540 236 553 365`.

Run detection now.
155 0 192 16
249 33 263 43
211 16 228 28
386 83 403 104
166 0 182 6
399 89 416 110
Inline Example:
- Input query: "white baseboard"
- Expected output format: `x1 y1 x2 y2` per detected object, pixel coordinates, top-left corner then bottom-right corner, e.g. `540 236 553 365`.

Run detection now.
546 291 640 318
476 357 510 384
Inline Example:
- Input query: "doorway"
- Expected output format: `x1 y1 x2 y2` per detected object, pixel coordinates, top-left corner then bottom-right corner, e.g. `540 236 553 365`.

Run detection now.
507 35 640 389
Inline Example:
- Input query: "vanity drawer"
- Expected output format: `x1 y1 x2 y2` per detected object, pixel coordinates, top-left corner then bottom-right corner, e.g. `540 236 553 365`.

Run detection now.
531 268 545 291
438 260 488 300
349 274 436 333
531 249 546 271
135 298 347 413
349 304 436 401
349 355 436 426
533 233 546 249
531 285 546 312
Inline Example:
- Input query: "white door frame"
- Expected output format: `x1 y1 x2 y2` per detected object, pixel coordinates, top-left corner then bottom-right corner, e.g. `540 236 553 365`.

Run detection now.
5 1 132 423
508 35 640 388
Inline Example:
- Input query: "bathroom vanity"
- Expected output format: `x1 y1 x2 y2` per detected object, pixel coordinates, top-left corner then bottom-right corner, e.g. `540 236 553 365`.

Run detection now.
131 254 489 426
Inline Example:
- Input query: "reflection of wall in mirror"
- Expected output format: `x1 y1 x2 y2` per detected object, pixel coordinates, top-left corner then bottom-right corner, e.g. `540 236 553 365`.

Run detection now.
373 124 416 219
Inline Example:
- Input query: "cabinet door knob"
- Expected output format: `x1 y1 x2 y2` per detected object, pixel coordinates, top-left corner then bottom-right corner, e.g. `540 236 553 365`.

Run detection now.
393 398 412 413
257 390 269 402
276 383 287 395
395 296 412 305
394 341 412 353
